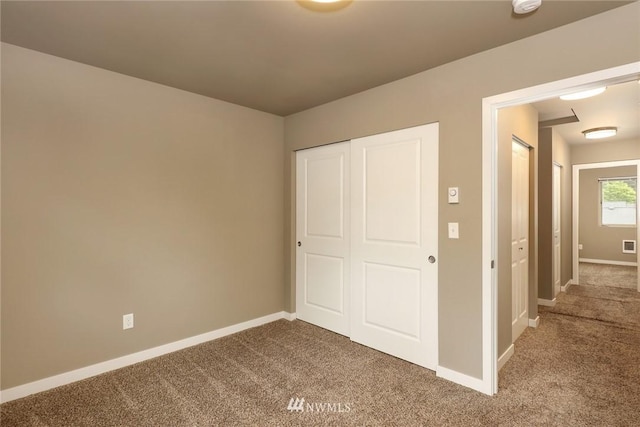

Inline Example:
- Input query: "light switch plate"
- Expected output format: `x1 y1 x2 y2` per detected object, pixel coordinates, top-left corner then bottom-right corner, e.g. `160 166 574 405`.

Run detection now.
448 222 459 239
448 187 459 204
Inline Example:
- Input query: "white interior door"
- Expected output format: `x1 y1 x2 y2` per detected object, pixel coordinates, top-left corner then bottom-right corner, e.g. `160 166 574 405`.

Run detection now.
553 163 562 297
296 142 350 336
512 139 529 342
350 124 439 369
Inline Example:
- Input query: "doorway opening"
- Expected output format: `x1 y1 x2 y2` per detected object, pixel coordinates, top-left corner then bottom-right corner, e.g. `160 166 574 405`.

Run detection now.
572 160 639 291
482 62 640 395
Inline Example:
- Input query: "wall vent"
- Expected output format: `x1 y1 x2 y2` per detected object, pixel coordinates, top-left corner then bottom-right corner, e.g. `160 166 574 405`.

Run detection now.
622 240 637 254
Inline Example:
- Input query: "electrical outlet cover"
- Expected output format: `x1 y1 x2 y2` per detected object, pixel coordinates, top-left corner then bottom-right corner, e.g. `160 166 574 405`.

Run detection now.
123 313 134 330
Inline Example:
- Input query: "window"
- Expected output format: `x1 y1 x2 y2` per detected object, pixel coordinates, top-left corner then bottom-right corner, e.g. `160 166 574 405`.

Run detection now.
600 177 637 226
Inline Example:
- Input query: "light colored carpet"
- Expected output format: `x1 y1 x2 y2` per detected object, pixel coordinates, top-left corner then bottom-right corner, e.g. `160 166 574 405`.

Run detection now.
579 262 638 289
2 286 640 426
540 283 640 328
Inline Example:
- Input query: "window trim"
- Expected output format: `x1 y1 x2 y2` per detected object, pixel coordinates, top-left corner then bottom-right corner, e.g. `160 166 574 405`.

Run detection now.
599 176 637 228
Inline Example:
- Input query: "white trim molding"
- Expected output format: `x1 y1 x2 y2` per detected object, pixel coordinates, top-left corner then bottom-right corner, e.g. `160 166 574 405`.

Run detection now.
283 312 297 321
498 345 515 371
437 365 486 393
561 280 573 292
579 258 638 267
0 311 294 404
528 316 540 328
572 159 640 295
537 298 556 307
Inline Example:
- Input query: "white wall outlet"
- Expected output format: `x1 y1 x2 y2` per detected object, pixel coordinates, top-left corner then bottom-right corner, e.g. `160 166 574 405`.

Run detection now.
123 313 134 330
578 244 583 250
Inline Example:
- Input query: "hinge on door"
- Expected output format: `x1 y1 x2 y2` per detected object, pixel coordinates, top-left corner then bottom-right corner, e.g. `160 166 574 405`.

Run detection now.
491 260 495 269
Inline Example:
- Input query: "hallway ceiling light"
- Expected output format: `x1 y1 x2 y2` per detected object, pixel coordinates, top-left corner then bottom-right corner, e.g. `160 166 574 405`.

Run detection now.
560 87 607 101
512 0 542 14
582 127 617 139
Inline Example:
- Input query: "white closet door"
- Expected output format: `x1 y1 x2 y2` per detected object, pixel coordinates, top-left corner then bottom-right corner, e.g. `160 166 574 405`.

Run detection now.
296 142 350 336
511 139 529 342
350 124 439 369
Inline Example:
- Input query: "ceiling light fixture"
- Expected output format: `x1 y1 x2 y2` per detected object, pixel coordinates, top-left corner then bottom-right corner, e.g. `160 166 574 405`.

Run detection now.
582 127 617 140
560 87 607 101
299 0 352 12
512 0 542 14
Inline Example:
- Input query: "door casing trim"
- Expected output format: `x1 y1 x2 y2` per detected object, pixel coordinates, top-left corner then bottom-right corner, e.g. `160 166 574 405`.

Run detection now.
572 160 640 291
482 61 640 395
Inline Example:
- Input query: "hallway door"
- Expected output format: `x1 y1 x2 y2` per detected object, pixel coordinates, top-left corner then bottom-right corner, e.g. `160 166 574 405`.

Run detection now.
512 139 530 342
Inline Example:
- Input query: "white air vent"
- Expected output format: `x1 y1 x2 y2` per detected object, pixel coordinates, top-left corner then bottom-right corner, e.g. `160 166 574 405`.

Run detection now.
622 240 636 254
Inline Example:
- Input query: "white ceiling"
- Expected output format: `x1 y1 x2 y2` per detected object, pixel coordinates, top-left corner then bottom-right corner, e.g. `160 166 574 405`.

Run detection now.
0 0 630 116
532 79 640 146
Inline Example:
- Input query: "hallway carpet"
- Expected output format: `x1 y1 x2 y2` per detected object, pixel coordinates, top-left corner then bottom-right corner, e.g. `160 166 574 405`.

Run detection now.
579 262 638 289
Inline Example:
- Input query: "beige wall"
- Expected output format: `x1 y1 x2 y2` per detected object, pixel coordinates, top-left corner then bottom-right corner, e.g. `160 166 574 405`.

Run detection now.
553 131 573 288
538 128 573 300
1 44 285 389
538 128 554 299
497 105 538 357
579 166 637 263
284 3 640 379
572 138 640 165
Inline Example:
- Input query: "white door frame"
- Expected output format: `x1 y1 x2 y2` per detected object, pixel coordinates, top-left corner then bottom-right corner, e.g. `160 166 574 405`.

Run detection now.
481 62 640 395
572 160 640 291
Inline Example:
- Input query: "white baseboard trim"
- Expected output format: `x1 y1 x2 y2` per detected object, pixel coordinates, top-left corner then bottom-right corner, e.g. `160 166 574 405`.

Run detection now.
0 311 292 404
436 365 487 394
561 280 573 292
579 258 638 267
528 316 540 328
497 344 514 371
537 298 556 307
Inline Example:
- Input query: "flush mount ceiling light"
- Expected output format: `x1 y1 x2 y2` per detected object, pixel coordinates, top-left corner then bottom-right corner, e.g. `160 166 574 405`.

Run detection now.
512 0 542 14
582 127 617 140
560 87 607 101
298 0 352 12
